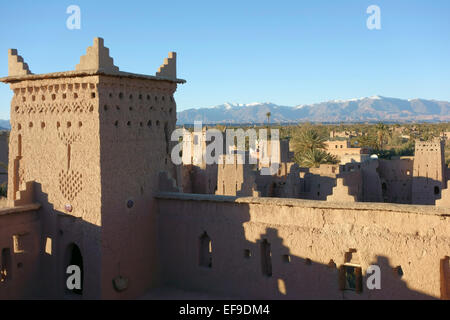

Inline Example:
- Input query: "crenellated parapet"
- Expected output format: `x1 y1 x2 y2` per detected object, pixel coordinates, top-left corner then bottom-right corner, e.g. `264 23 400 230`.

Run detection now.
8 49 32 77
156 52 177 80
75 37 119 72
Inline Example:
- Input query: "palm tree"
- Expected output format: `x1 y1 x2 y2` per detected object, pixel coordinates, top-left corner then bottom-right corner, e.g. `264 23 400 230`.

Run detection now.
266 112 271 126
292 129 326 153
356 134 378 150
375 123 390 150
291 128 338 167
298 149 338 168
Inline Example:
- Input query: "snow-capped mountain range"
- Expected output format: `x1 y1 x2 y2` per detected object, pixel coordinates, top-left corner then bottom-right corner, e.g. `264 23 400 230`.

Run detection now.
177 96 450 124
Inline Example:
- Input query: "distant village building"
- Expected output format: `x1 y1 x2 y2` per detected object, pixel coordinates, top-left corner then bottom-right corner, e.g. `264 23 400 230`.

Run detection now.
325 140 370 164
329 130 358 139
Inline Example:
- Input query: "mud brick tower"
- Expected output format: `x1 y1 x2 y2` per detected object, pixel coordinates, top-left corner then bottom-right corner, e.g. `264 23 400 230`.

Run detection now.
0 38 185 299
412 139 446 205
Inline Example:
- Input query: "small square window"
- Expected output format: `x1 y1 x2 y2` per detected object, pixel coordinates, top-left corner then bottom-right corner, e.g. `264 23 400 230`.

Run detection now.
340 264 362 293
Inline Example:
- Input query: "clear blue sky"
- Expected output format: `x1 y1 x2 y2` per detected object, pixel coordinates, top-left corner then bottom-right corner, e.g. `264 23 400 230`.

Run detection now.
0 0 449 119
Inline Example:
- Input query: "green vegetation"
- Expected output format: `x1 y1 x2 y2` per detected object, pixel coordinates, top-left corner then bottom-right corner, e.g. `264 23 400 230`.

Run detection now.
291 128 338 168
266 112 271 126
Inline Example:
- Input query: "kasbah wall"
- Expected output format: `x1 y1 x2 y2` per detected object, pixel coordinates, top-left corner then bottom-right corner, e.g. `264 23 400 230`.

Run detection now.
0 38 449 300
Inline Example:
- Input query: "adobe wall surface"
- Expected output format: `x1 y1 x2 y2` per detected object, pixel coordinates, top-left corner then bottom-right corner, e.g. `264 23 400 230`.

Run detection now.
98 75 178 299
0 205 41 299
378 159 413 204
436 187 450 208
6 75 103 298
157 193 450 300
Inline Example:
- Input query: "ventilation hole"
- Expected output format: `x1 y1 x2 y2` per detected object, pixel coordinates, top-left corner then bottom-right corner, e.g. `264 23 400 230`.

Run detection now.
139 94 142 100
29 122 33 128
41 122 45 129
156 120 160 126
127 121 131 127
57 122 61 128
139 122 143 127
147 120 152 127
41 95 45 101
52 94 56 100
147 95 150 100
15 106 19 113
169 108 173 114
244 249 251 259
109 93 112 98
73 93 78 99
32 95 36 101
129 94 133 100
434 186 440 195
91 92 96 98
116 105 120 111
62 94 66 99
129 106 133 111
119 93 123 99
127 200 134 208
114 121 119 127
67 122 72 128
78 122 82 127
17 123 21 130
155 96 158 101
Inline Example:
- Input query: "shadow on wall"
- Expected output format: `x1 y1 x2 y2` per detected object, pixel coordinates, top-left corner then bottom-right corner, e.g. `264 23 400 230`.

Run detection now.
34 183 103 299
301 174 336 201
157 195 449 300
0 182 103 299
412 176 445 205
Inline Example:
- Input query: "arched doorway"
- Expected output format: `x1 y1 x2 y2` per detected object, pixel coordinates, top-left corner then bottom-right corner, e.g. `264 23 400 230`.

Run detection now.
65 243 83 296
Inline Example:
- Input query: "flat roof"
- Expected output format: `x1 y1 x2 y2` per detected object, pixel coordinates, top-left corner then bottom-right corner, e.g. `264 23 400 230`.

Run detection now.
0 69 186 84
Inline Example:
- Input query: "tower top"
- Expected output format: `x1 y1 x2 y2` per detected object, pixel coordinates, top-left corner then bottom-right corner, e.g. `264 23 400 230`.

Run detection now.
75 37 119 73
8 49 32 77
0 37 186 84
